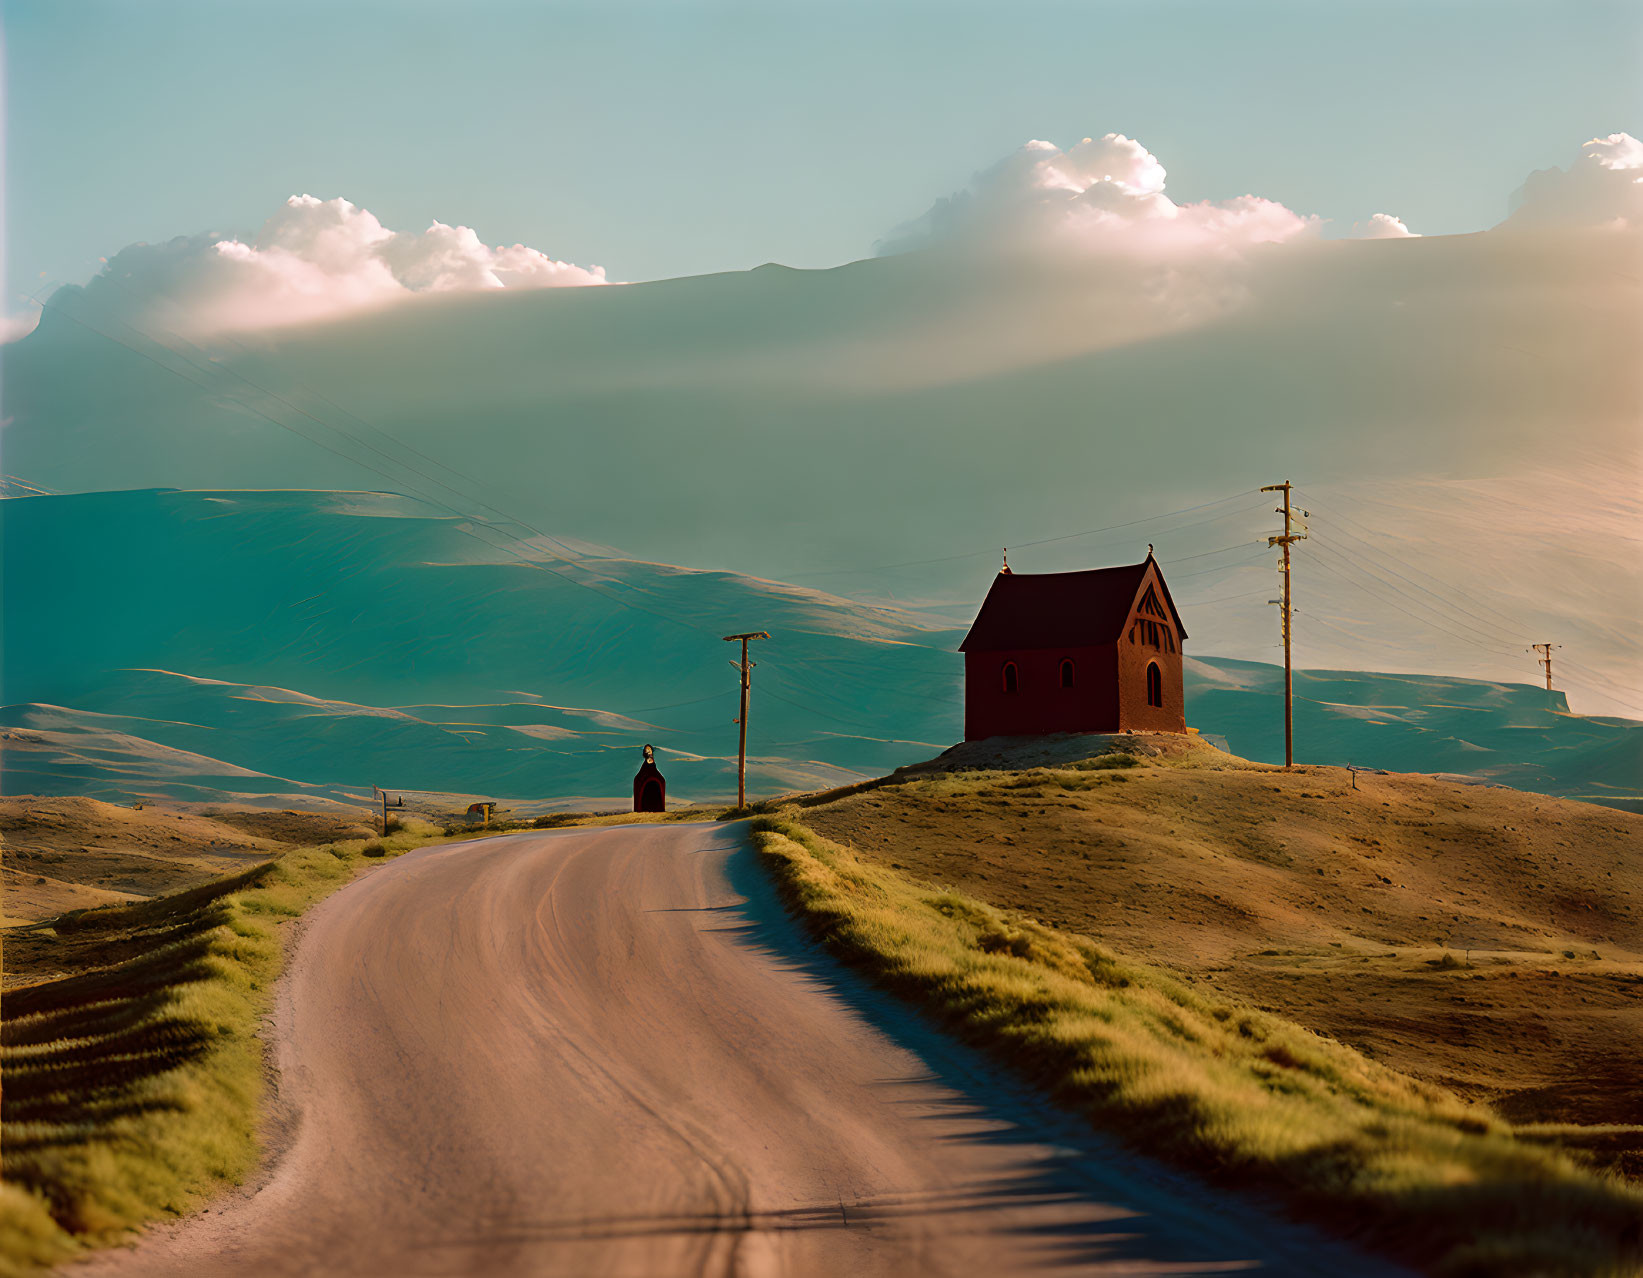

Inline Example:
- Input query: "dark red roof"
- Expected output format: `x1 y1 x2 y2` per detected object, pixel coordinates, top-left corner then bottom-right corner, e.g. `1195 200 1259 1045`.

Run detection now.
959 556 1187 652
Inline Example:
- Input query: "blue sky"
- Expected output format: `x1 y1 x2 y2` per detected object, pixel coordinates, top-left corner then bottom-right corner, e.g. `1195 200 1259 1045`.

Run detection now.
5 0 1640 304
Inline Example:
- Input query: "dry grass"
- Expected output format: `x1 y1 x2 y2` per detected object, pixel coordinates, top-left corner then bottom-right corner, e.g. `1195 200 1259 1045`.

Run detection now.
798 747 1643 1148
752 812 1643 1276
0 819 443 1275
0 797 378 931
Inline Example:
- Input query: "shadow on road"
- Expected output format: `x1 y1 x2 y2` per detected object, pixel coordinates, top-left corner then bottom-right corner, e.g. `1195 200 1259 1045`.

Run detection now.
696 823 1407 1278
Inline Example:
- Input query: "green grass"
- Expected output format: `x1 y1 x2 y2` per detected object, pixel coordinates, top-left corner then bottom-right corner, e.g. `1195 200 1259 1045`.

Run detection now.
0 821 443 1275
750 814 1643 1277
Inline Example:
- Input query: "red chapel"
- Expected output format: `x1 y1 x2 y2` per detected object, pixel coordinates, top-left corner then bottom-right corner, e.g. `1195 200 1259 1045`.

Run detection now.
959 551 1188 740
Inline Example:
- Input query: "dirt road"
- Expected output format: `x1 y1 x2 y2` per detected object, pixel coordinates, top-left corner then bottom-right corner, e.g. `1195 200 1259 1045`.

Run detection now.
74 824 1403 1276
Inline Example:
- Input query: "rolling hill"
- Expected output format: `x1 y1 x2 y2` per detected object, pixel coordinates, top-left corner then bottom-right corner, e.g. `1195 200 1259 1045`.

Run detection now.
785 734 1643 1190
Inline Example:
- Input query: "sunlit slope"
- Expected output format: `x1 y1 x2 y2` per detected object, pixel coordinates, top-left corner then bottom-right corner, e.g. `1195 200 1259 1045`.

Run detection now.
792 745 1643 1138
2 488 1635 806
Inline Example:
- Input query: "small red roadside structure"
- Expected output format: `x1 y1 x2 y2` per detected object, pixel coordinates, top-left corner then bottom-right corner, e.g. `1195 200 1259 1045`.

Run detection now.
633 744 666 813
959 550 1188 740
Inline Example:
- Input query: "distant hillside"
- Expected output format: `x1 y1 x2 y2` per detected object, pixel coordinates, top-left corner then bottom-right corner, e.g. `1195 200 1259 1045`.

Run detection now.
1186 658 1643 812
1 488 963 806
3 488 1637 810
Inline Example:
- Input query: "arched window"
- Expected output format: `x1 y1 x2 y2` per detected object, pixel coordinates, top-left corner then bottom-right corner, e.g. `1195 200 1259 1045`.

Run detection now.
1060 658 1075 689
1002 661 1019 695
1146 662 1163 708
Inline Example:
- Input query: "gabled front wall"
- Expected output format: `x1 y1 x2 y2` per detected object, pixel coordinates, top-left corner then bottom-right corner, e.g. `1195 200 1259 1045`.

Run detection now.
963 643 1118 740
1115 566 1186 733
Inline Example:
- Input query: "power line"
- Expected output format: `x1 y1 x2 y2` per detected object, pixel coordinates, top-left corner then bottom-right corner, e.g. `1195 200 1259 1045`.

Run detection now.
1558 657 1643 699
1306 543 1524 661
1296 488 1643 713
2 474 56 496
1158 540 1267 565
1547 663 1643 716
1167 549 1272 579
1293 550 1643 715
1294 488 1532 643
624 688 741 715
1305 535 1526 654
1176 587 1273 607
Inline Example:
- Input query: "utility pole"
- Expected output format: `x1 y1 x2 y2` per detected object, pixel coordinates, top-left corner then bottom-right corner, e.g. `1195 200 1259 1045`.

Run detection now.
1261 481 1308 769
373 786 402 836
1528 643 1560 691
722 631 769 808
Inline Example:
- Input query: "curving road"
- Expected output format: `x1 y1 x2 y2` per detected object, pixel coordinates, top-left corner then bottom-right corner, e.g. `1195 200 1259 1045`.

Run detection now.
75 824 1403 1276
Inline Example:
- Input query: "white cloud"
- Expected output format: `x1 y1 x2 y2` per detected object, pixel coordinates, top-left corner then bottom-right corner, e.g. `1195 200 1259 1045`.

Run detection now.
1350 213 1418 239
1588 132 1643 171
1505 132 1643 229
878 132 1320 257
0 309 41 344
80 195 608 338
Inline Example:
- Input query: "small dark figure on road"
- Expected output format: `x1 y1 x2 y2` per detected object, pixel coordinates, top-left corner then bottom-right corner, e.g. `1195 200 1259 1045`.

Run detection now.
633 744 666 813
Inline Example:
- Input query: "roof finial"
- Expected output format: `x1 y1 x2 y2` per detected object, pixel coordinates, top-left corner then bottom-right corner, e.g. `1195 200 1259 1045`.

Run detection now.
1147 543 1154 557
1001 548 1012 575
